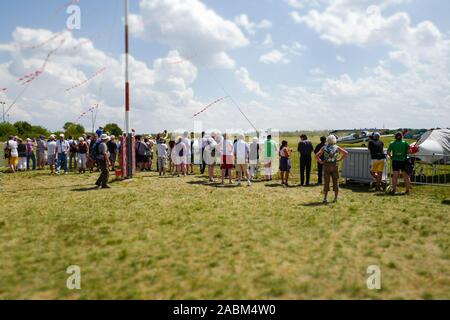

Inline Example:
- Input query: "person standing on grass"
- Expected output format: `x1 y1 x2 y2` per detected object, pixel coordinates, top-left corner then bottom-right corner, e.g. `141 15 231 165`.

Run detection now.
263 135 277 181
3 136 18 173
36 135 46 170
107 135 118 171
249 137 259 180
314 136 326 186
182 131 193 175
157 138 168 176
95 134 111 189
234 134 251 186
17 138 27 172
220 133 234 184
174 136 187 177
199 131 207 174
146 137 155 171
168 138 175 174
56 134 70 175
135 136 148 172
25 138 36 171
204 133 218 182
387 132 411 195
298 134 314 186
68 136 77 171
315 135 349 204
368 132 386 191
77 137 89 174
47 135 57 175
279 140 292 186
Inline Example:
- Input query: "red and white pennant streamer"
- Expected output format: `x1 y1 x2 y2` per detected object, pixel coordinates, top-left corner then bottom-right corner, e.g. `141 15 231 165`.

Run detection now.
192 96 229 118
65 67 106 93
17 38 66 85
26 32 64 50
75 104 98 123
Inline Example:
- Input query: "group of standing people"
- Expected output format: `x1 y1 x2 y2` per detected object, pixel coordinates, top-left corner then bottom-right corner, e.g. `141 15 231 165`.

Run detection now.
4 128 413 199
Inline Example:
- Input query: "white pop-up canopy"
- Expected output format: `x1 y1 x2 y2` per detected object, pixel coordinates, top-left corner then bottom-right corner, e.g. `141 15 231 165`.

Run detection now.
412 129 450 163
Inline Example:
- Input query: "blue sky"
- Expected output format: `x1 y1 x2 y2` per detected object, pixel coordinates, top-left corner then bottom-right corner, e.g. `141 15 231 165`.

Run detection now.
0 0 449 132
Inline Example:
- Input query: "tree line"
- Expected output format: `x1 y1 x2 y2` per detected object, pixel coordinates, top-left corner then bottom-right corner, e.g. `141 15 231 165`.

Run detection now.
0 121 123 141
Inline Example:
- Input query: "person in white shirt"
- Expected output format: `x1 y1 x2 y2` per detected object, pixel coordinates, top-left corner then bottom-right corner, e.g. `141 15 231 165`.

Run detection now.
3 136 19 173
56 134 70 175
182 131 193 174
157 139 168 176
220 133 235 184
173 136 187 177
203 134 217 182
234 134 251 186
46 135 57 174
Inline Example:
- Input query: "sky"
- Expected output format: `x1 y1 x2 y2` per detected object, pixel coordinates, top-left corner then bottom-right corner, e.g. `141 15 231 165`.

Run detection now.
0 0 449 133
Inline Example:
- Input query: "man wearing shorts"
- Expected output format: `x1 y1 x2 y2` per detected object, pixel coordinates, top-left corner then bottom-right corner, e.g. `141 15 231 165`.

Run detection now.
47 135 57 175
3 136 18 173
368 132 386 191
387 132 411 194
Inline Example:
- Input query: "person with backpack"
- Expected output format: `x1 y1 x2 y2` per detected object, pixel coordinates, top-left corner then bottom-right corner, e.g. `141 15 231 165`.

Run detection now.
387 132 411 195
173 136 187 177
3 136 18 173
135 136 149 172
315 135 349 204
95 134 111 189
107 135 118 171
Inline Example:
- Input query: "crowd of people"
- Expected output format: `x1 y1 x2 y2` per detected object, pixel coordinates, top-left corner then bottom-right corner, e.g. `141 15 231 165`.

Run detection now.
3 128 413 202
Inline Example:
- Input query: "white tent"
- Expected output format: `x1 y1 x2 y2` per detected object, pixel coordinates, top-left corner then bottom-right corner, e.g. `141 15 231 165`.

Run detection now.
411 129 450 163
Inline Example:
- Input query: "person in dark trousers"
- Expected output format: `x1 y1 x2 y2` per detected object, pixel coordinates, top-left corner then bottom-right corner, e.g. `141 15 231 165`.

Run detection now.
314 136 326 185
95 134 111 189
200 132 206 174
297 134 314 186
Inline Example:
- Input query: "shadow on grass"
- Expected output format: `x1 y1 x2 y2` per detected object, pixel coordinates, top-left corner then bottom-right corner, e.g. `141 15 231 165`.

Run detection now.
441 199 450 205
265 183 297 188
301 202 328 207
340 184 370 194
71 186 101 192
186 180 241 188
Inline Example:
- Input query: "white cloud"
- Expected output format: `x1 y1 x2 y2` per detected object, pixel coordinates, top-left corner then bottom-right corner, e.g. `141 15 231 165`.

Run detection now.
336 55 345 62
259 50 290 64
234 14 272 35
129 0 249 69
290 0 440 54
0 27 210 132
260 41 305 64
261 34 274 48
234 67 268 98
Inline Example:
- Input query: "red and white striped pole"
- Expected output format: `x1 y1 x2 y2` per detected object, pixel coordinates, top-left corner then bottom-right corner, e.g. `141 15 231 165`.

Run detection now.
124 0 133 178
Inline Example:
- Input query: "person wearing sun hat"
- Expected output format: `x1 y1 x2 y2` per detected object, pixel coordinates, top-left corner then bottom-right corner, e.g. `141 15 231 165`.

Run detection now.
95 134 111 189
56 133 70 175
47 134 57 175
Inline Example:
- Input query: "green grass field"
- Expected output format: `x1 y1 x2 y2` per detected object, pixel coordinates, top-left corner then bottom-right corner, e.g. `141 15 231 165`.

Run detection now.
0 138 449 300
